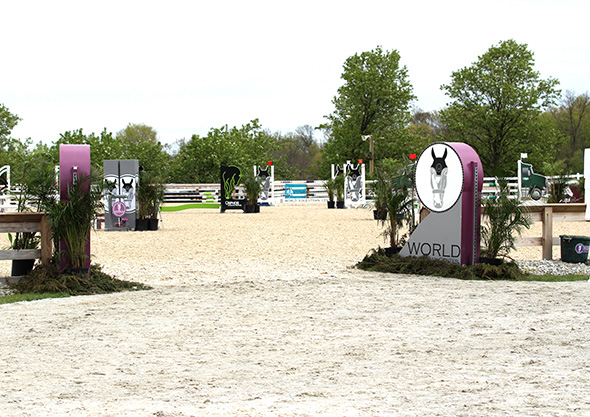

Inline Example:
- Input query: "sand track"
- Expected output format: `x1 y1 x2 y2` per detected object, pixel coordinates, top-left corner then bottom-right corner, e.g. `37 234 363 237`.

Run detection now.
1 205 589 416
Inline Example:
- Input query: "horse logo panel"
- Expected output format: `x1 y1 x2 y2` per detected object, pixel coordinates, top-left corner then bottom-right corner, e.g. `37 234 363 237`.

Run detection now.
415 143 463 213
257 165 274 203
103 160 139 230
345 161 365 204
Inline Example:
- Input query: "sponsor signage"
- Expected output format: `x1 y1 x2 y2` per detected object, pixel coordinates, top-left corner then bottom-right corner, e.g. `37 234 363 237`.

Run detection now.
285 183 307 199
575 242 589 254
220 164 245 212
112 201 127 217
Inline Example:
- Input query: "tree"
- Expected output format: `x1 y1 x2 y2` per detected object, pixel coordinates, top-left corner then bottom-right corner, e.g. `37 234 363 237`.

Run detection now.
321 46 415 169
116 123 170 175
405 108 443 158
294 125 316 149
52 128 124 169
546 91 590 172
272 125 323 179
0 104 32 182
167 120 280 183
0 103 20 140
440 39 561 176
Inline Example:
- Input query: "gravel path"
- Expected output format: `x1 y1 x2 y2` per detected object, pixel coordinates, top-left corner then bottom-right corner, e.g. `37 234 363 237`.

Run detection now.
1 204 590 416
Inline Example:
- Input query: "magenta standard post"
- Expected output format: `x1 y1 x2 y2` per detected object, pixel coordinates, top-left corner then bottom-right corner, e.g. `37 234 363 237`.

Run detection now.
448 143 483 265
59 144 91 272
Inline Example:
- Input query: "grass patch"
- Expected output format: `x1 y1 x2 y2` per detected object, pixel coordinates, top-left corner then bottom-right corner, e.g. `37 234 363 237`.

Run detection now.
9 262 152 298
0 292 70 305
516 274 587 282
356 248 588 282
161 203 220 211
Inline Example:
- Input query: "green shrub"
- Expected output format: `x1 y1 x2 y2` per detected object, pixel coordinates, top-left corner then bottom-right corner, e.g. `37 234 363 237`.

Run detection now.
12 262 152 295
481 179 531 259
357 249 524 280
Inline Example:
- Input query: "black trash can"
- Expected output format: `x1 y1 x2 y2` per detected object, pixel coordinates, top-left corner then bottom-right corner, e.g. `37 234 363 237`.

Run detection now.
560 235 590 263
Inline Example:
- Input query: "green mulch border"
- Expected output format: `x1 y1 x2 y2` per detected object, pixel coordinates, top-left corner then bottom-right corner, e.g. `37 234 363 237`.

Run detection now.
2 262 152 305
356 248 588 282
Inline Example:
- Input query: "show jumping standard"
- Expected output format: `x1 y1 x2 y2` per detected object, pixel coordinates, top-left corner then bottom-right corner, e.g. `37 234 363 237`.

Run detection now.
401 142 483 265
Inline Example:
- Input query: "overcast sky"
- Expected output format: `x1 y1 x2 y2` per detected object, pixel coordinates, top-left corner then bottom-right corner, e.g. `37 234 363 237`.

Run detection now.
3 0 589 145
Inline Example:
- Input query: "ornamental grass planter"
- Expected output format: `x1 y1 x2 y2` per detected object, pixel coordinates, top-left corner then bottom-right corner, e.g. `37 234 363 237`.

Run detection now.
148 218 159 230
135 219 149 231
373 209 387 220
11 259 35 277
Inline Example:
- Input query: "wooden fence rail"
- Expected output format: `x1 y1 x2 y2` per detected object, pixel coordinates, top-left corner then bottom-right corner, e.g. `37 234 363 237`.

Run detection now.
0 213 52 265
424 203 587 260
514 203 586 260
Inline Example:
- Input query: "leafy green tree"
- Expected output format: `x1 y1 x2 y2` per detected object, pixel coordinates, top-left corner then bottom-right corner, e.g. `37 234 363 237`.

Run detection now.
52 128 124 169
116 123 170 175
167 119 280 183
0 103 20 141
272 125 323 179
0 138 33 185
440 39 561 176
52 124 169 176
321 46 415 170
545 91 590 173
0 104 40 184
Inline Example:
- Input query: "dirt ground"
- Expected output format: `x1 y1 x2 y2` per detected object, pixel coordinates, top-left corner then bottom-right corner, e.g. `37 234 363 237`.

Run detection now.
1 204 589 416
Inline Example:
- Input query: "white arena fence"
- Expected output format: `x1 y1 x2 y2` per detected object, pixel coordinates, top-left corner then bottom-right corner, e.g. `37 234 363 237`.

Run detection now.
164 174 584 205
0 174 583 212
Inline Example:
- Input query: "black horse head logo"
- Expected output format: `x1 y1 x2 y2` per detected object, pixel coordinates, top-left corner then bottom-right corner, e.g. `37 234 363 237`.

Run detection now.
431 148 448 175
347 164 361 181
122 179 134 192
430 148 448 209
106 179 117 193
257 166 270 179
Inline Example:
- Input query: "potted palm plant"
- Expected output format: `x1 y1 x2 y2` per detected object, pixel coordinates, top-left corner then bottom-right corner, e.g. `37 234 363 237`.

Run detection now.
46 172 104 273
323 177 336 208
334 174 345 209
375 159 414 254
137 170 166 230
371 170 388 221
481 178 531 264
147 176 165 230
136 174 150 231
242 170 262 213
8 158 57 276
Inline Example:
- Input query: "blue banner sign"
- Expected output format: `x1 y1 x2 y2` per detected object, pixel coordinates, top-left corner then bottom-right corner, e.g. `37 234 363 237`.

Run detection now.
285 183 306 199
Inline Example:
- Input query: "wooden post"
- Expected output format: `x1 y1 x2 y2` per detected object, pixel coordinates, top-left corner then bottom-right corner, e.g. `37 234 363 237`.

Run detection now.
40 214 52 265
369 136 374 174
542 206 553 260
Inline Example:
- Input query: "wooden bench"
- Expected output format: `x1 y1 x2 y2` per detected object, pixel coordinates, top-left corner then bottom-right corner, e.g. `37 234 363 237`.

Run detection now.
0 212 52 265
